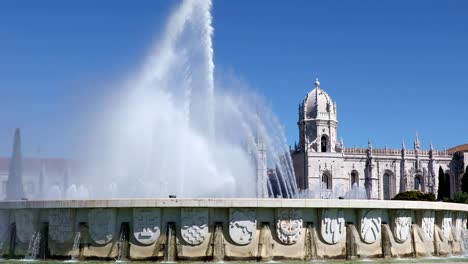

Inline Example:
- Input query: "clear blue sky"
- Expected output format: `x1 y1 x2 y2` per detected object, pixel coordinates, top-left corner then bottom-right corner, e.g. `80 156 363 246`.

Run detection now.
0 0 467 157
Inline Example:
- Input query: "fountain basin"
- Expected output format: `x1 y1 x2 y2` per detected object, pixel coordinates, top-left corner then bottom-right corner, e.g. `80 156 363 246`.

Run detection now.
0 198 466 260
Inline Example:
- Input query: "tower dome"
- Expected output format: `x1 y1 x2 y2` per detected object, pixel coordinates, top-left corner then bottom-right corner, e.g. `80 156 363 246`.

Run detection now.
297 79 339 153
303 78 337 121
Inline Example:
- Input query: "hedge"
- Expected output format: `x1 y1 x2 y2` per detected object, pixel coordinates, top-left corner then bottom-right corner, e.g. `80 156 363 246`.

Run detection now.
392 191 436 201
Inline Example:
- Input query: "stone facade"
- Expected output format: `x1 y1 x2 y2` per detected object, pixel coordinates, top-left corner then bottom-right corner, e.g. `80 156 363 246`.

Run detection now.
292 79 464 199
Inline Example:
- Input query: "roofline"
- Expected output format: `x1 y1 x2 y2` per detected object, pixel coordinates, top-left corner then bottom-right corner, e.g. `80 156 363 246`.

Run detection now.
448 144 468 153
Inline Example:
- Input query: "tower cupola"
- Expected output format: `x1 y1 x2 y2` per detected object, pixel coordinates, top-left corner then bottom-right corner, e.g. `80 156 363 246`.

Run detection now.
298 79 338 153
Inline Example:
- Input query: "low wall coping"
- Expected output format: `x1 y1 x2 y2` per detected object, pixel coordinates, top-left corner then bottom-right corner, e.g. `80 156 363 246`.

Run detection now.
0 198 468 211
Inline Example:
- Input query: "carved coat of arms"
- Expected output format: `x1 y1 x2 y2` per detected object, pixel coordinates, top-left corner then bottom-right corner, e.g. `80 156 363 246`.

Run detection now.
48 209 74 243
454 212 464 241
320 209 345 245
441 212 452 240
229 208 256 245
15 209 37 243
133 208 161 245
181 208 208 245
88 209 115 245
276 209 303 245
360 209 381 244
393 210 411 243
421 210 435 239
0 211 9 242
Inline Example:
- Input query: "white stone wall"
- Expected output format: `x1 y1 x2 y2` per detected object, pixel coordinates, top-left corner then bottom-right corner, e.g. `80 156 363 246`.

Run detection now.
301 150 453 200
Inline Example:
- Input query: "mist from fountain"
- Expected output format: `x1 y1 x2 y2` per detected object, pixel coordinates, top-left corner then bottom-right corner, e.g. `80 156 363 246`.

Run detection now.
51 0 299 199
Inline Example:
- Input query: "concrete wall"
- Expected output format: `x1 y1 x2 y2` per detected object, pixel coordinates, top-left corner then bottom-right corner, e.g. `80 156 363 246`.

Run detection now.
0 199 467 261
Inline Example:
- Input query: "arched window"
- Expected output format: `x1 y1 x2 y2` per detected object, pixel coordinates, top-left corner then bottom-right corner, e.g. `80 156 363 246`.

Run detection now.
383 170 395 200
351 171 359 188
321 135 328 152
383 173 390 200
322 173 331 190
414 175 422 191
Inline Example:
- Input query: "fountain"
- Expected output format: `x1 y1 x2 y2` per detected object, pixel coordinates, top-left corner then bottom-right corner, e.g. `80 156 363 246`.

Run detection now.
0 0 467 262
13 0 297 201
211 223 224 262
24 231 41 260
164 223 176 262
116 223 130 262
70 232 81 261
54 0 299 200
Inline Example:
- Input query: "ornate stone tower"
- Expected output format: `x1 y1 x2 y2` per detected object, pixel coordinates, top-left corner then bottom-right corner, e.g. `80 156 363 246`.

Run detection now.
293 79 340 192
298 78 338 154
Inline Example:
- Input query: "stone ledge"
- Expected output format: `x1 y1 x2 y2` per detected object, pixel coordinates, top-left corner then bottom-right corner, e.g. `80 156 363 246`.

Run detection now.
1 198 468 211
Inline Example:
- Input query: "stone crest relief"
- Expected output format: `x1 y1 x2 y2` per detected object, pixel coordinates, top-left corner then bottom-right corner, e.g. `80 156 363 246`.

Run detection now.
133 208 161 245
181 208 208 245
393 210 411 243
441 212 452 240
48 209 74 243
421 210 435 239
229 208 256 245
88 209 116 245
320 208 345 244
0 211 9 241
14 209 37 243
454 212 463 241
276 208 303 245
360 209 381 244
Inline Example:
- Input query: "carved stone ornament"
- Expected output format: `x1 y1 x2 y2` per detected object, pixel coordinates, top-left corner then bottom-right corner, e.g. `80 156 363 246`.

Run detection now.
394 210 411 243
181 208 208 245
441 212 452 240
421 210 435 239
88 209 116 245
133 208 161 245
454 212 463 241
0 210 9 241
276 208 303 245
15 209 37 243
48 209 74 243
320 208 345 244
229 208 256 245
360 209 381 244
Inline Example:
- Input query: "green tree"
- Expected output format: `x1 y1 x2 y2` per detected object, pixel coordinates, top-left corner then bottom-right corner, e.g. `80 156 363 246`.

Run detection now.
462 166 468 193
437 166 447 201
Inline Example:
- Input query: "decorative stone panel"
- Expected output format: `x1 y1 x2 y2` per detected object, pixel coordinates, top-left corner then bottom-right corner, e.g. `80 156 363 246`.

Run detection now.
88 209 115 245
133 208 161 245
421 210 435 239
276 208 303 245
229 208 256 245
14 209 37 243
441 212 452 240
320 208 345 244
360 209 381 244
181 208 208 245
0 211 9 242
454 212 464 241
393 210 411 243
48 209 74 243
